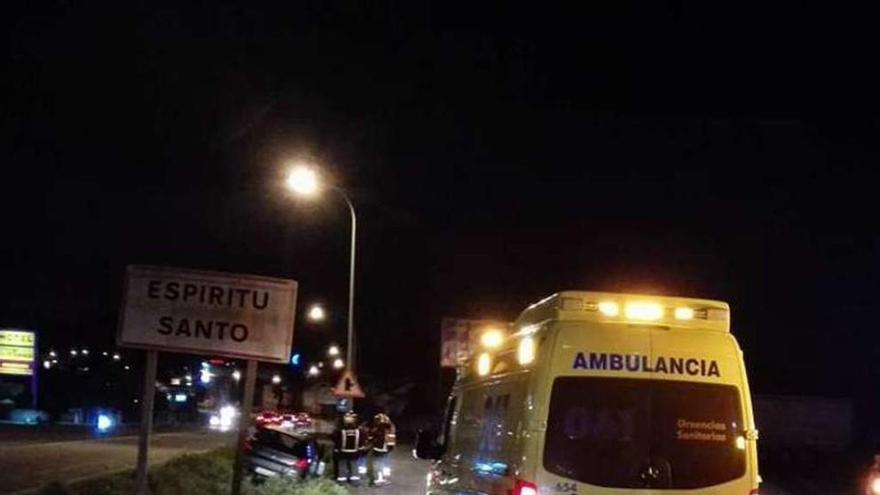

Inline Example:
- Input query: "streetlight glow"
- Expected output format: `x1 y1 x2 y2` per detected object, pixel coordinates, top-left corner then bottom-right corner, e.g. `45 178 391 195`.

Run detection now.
286 166 319 196
307 365 320 377
328 345 340 357
333 358 344 370
308 304 326 322
271 374 282 384
232 370 241 381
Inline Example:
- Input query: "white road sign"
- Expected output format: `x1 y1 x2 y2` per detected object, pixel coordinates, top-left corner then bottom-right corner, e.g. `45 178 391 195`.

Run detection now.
118 266 297 363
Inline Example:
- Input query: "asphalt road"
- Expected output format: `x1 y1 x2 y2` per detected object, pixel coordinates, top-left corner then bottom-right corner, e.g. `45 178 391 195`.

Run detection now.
339 451 835 495
0 430 234 494
348 447 429 495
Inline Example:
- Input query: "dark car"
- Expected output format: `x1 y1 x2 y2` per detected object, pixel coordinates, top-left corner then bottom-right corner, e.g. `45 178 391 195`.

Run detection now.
245 426 322 481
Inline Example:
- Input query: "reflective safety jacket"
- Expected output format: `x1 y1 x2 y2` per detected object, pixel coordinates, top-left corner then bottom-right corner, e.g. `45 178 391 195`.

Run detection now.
370 423 397 454
336 428 363 454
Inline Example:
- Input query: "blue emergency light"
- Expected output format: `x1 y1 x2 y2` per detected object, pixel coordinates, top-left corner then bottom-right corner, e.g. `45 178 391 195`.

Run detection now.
96 413 115 433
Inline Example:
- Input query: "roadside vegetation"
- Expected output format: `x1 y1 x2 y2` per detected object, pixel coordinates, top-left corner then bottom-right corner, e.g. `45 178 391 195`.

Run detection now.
37 448 349 495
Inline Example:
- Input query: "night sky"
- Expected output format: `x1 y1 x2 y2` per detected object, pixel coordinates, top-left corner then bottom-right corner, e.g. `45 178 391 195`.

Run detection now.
3 3 879 403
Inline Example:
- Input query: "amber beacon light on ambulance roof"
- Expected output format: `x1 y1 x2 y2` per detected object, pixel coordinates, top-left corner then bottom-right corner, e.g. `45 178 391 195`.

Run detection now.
471 291 731 378
546 291 731 332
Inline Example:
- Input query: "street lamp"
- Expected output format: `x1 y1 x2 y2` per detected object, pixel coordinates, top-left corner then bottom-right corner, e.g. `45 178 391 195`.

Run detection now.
332 358 344 370
307 365 320 377
271 374 282 385
327 345 340 357
285 167 319 196
307 304 326 322
285 164 358 372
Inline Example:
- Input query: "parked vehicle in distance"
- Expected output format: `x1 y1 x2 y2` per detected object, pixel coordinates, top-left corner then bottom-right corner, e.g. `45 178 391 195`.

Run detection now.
276 411 313 430
280 413 296 429
245 426 323 481
255 410 281 427
293 412 312 429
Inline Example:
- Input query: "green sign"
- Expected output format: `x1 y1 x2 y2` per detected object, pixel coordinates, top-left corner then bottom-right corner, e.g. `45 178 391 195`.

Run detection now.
0 345 34 362
0 330 35 347
0 329 36 376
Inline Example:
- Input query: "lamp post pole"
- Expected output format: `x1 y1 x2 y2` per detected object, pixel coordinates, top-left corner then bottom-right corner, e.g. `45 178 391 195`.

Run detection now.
285 167 358 372
337 189 357 372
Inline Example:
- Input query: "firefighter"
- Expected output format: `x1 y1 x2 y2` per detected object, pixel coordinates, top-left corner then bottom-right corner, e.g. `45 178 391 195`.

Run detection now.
334 412 366 484
368 413 397 486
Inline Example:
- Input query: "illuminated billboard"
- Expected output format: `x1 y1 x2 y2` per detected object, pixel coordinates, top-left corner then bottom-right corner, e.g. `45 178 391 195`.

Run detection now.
0 330 36 376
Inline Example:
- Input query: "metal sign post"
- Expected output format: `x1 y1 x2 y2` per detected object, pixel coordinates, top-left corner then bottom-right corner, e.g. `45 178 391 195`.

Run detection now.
134 350 158 495
231 359 258 495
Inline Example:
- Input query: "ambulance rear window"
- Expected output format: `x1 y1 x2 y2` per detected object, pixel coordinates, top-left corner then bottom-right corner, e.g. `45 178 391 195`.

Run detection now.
544 377 746 489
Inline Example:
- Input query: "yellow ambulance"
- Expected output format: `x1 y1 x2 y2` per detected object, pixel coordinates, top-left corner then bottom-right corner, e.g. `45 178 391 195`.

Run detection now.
416 291 760 495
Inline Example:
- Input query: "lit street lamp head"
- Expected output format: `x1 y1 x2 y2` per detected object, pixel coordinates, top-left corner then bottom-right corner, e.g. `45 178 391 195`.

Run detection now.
286 166 319 196
308 304 326 322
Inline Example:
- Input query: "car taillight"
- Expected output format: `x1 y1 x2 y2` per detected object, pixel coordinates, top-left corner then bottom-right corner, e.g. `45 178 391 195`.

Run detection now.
513 479 538 495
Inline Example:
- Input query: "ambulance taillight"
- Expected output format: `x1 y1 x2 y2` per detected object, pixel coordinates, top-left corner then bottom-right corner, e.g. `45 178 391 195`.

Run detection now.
513 479 538 495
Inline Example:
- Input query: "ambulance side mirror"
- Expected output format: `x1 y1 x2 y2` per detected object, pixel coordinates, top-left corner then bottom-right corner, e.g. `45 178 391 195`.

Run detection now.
413 429 443 460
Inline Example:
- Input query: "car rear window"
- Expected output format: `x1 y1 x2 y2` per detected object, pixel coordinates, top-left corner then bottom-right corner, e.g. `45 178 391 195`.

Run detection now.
544 377 746 489
254 429 310 457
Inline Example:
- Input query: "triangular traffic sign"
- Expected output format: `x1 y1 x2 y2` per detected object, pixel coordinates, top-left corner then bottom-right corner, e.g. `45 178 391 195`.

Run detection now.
333 369 365 398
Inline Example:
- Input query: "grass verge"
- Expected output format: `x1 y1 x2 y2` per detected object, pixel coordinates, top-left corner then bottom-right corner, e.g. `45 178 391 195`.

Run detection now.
37 448 349 495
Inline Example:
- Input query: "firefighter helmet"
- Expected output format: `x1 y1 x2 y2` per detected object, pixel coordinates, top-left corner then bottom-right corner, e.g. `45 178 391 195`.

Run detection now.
343 411 358 426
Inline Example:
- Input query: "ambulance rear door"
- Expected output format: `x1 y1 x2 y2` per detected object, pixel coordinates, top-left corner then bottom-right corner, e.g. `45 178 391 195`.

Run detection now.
536 320 655 492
